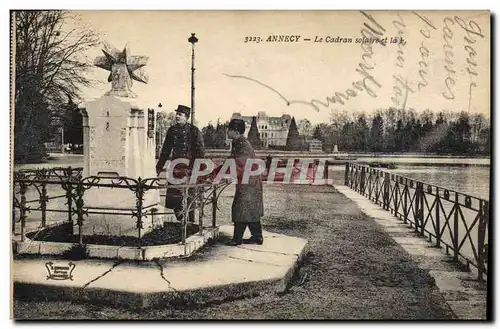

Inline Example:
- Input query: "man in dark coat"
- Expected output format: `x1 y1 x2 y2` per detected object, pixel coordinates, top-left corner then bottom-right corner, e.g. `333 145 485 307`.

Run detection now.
227 119 264 245
156 105 205 221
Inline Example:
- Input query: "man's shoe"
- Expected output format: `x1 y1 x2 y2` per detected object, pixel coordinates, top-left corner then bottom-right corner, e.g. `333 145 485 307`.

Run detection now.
243 238 264 245
226 240 242 246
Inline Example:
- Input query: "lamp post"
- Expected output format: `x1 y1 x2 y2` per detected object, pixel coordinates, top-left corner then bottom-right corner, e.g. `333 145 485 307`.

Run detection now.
59 126 64 154
188 33 198 126
157 103 163 157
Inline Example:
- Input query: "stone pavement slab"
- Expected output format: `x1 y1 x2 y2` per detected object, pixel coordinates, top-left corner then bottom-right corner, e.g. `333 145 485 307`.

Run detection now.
13 225 308 309
13 258 118 288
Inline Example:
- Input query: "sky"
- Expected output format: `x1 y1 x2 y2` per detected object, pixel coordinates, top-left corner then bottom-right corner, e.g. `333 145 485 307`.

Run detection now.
71 10 490 126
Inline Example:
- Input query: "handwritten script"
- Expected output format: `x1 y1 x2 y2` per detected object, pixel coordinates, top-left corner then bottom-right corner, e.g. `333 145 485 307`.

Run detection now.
225 11 487 113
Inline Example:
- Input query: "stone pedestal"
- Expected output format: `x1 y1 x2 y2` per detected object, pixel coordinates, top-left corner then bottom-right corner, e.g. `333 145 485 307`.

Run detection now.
78 96 162 237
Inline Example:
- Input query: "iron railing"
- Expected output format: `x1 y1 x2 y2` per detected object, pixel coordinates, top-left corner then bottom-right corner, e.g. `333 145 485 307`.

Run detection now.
12 167 230 252
344 162 489 281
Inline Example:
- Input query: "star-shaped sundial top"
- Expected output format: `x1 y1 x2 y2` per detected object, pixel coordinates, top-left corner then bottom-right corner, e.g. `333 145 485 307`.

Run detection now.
94 42 149 97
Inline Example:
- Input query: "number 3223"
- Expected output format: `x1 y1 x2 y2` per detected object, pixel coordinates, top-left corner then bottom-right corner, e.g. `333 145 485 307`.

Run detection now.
244 36 262 43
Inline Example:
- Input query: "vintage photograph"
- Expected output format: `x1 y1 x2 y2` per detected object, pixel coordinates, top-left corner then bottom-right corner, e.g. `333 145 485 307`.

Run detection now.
10 10 491 320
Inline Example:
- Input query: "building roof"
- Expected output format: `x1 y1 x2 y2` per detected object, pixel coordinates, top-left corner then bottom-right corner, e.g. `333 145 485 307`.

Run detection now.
232 112 293 127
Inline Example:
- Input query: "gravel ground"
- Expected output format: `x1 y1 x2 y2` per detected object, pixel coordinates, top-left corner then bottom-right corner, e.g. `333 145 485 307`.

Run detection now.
13 184 456 320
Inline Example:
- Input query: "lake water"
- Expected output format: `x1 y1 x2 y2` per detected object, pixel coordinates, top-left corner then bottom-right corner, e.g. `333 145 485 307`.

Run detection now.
327 164 490 200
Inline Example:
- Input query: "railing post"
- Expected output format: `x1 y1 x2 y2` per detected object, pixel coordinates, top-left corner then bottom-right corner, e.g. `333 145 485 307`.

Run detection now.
375 171 381 205
394 179 399 216
477 200 488 281
368 169 373 199
19 182 28 242
197 188 204 236
360 167 365 194
383 173 390 210
150 207 157 229
212 185 217 228
40 183 48 227
344 162 349 186
74 178 86 245
403 180 408 224
413 183 420 233
453 192 459 261
350 166 355 189
65 168 73 225
324 162 329 185
435 187 441 248
419 183 425 236
135 178 145 247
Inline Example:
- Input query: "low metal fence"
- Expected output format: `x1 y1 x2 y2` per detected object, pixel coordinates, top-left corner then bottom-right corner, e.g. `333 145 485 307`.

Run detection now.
344 162 489 281
12 167 230 249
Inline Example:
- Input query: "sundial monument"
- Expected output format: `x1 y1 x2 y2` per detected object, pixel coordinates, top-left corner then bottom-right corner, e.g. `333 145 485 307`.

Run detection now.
77 43 162 237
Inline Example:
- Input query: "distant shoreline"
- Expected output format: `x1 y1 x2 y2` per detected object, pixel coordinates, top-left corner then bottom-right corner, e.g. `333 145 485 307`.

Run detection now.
13 152 490 171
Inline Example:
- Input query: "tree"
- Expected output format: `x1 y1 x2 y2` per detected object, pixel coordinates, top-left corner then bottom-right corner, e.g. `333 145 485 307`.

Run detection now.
340 121 355 151
312 125 323 140
155 111 175 149
394 119 404 152
62 96 83 150
382 107 398 152
247 116 262 150
14 11 99 163
285 117 301 151
369 113 384 152
202 123 216 149
297 118 312 137
213 121 228 149
354 114 369 152
478 127 490 155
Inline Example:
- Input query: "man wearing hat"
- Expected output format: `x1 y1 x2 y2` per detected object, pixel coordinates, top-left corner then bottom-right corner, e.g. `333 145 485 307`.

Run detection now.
226 118 264 245
156 105 205 221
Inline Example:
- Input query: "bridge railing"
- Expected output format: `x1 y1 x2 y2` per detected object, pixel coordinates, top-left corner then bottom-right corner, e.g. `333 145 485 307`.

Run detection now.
344 162 489 281
12 167 230 252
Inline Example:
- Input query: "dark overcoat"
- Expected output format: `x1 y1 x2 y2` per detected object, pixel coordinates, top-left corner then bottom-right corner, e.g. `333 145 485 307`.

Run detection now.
231 136 264 223
156 123 205 209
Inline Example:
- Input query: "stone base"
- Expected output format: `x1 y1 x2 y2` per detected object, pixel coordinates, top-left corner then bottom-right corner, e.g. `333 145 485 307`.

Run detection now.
14 227 219 260
13 225 308 310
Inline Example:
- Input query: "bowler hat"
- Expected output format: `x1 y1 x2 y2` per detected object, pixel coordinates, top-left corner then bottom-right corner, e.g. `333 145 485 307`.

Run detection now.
175 105 191 117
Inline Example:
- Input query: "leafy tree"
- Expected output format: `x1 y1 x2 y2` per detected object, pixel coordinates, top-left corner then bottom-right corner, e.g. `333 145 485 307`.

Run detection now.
62 96 83 151
312 125 322 140
14 10 99 163
214 121 228 149
478 127 490 155
155 111 175 147
370 113 384 152
202 123 216 148
354 114 369 152
394 119 404 152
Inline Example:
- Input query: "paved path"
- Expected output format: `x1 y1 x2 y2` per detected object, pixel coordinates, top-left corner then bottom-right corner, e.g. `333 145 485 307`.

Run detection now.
14 184 458 319
335 185 488 320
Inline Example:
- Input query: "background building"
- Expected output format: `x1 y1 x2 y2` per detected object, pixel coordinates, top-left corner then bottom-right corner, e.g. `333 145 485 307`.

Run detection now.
231 111 292 148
